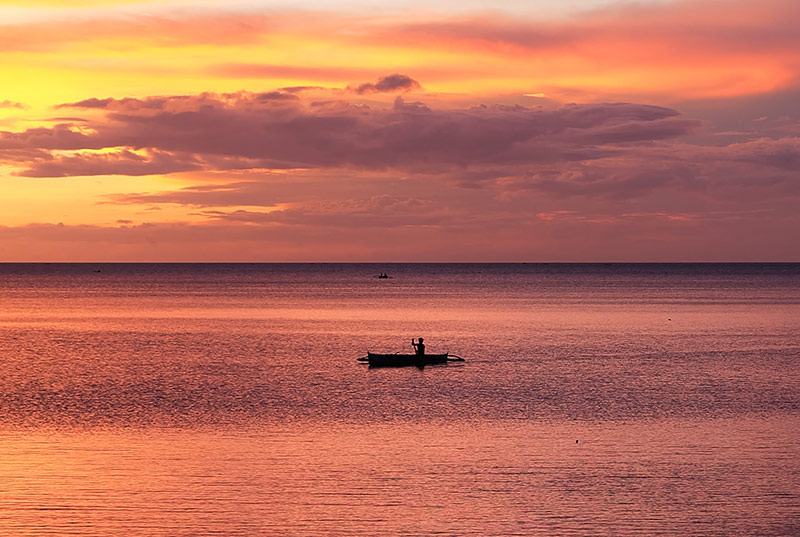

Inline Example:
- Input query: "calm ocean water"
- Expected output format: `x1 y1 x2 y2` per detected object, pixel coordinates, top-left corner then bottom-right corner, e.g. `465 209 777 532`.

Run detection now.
0 263 797 536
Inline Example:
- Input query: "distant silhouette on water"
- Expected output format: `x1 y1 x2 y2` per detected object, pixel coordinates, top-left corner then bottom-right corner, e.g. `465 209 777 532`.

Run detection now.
358 338 464 367
378 273 389 279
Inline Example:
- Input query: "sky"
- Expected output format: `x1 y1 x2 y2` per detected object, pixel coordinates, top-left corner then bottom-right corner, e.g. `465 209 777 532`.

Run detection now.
0 0 797 261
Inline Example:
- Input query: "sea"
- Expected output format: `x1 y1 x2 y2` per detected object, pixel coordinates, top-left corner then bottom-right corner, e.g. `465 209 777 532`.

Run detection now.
0 263 797 536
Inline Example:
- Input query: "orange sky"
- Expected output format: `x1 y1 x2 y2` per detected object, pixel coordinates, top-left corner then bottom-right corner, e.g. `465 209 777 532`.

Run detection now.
0 0 798 261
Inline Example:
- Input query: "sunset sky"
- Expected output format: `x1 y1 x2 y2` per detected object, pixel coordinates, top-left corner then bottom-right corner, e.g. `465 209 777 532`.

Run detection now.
0 0 797 261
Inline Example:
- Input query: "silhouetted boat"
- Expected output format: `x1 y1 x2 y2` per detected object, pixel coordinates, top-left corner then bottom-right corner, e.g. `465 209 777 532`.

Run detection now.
358 352 464 367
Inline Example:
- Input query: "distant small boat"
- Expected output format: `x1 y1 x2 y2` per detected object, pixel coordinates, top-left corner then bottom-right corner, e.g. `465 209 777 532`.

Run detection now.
377 273 390 279
358 352 464 368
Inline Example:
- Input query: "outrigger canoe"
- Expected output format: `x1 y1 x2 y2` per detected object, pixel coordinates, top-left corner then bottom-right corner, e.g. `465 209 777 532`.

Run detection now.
358 352 465 367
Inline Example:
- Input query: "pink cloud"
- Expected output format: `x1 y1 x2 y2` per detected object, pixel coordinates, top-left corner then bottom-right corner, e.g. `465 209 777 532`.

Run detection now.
0 77 794 264
201 194 443 229
0 124 100 151
1 92 699 178
350 74 422 94
0 0 794 104
0 100 26 109
5 89 798 211
16 149 202 178
370 0 800 59
0 205 795 262
0 13 281 52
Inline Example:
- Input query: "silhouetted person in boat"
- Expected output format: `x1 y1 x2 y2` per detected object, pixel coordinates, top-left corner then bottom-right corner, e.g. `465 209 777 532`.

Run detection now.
412 337 425 355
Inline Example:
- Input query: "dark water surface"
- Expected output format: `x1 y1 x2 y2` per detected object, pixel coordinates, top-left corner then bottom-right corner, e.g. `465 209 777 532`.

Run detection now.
0 263 797 535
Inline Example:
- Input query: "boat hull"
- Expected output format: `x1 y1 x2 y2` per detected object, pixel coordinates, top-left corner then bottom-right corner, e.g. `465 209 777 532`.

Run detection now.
361 352 455 367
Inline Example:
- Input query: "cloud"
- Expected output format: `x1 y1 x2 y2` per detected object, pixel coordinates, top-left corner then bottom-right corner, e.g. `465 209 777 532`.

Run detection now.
107 178 296 207
55 97 117 109
0 0 796 108
0 3 796 261
0 124 100 151
4 88 797 224
16 149 202 177
512 163 698 201
351 74 422 94
362 0 800 99
496 136 800 201
0 203 796 262
0 12 280 52
723 137 800 171
0 91 699 178
0 100 26 109
3 89 796 225
372 0 800 58
105 171 439 208
199 194 442 229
